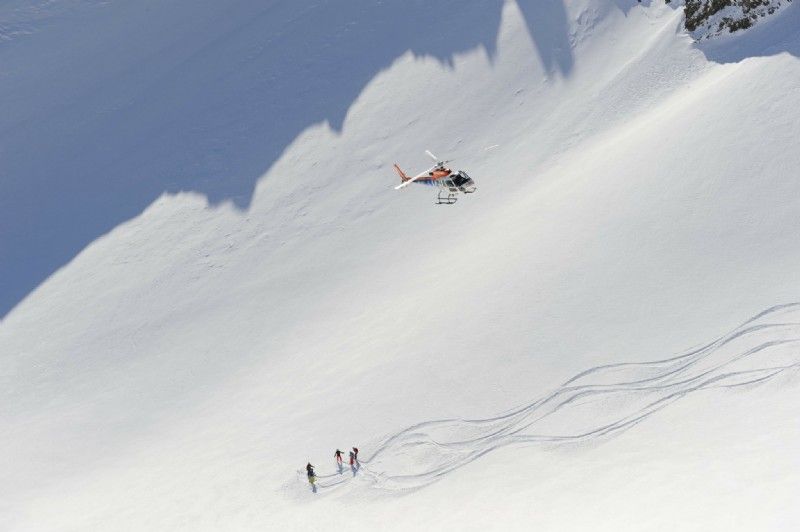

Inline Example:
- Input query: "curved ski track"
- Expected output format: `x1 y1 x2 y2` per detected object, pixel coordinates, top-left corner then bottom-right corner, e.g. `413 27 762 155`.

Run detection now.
302 303 800 493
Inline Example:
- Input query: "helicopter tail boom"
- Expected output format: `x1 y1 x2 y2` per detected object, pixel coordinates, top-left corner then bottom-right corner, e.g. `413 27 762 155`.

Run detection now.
393 164 410 183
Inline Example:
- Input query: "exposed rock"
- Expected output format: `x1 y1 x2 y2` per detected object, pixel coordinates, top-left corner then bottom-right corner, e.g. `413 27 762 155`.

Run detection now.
672 0 793 39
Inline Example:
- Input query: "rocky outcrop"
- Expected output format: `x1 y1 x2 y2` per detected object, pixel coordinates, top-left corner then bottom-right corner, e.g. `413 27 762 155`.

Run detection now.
670 0 793 38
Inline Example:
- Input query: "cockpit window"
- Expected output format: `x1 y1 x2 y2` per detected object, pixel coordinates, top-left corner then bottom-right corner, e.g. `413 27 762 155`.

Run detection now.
452 173 471 186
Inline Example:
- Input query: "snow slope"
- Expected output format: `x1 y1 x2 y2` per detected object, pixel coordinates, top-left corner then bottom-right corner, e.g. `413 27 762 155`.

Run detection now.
2 0 800 530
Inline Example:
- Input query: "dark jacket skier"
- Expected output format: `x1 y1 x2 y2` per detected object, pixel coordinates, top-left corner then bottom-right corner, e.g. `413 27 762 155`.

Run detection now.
306 462 316 483
352 447 359 462
334 449 344 465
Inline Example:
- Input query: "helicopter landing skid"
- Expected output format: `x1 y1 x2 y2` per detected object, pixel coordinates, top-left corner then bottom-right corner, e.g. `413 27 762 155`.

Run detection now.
436 191 457 205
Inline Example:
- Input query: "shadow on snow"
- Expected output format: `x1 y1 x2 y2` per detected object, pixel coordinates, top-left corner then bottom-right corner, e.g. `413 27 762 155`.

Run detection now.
0 0 574 318
2 0 799 317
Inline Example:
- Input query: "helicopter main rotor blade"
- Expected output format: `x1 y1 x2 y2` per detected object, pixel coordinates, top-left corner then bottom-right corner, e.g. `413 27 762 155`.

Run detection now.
425 150 454 165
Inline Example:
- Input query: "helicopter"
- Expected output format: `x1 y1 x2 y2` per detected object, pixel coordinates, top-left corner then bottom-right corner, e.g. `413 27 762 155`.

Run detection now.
393 150 476 204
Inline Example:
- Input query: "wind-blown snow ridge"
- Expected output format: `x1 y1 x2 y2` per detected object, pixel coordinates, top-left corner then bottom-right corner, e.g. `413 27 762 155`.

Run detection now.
309 303 800 492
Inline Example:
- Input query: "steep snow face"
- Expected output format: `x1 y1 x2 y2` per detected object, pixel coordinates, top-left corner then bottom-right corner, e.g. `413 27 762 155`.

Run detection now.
0 0 508 318
3 0 800 530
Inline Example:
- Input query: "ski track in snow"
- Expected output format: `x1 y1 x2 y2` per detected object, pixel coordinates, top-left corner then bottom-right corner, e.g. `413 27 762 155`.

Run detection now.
299 303 800 493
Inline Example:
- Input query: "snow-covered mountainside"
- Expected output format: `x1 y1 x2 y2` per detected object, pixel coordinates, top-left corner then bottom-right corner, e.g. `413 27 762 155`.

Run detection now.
2 1 800 530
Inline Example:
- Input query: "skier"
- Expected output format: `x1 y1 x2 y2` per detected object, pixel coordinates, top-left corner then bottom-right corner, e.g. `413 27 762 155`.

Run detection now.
352 447 359 463
306 463 316 485
349 450 356 467
334 449 344 466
